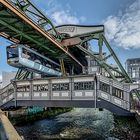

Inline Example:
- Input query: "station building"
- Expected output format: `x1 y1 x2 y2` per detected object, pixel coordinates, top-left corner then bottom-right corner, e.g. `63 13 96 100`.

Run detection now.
125 58 140 83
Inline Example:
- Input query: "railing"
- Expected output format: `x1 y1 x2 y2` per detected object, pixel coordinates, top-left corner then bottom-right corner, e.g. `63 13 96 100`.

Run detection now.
0 83 14 106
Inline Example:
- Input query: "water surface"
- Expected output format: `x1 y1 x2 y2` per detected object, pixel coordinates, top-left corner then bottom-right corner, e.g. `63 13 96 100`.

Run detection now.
16 108 115 140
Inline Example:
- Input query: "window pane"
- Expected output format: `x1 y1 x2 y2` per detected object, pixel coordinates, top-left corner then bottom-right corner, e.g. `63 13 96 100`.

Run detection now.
112 87 123 99
52 83 69 91
74 81 94 90
99 82 110 93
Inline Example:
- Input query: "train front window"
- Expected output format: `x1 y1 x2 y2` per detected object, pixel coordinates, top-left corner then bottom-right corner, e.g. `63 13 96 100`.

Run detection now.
7 47 18 59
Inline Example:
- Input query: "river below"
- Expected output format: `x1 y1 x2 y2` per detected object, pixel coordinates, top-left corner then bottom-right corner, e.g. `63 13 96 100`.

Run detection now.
15 108 140 140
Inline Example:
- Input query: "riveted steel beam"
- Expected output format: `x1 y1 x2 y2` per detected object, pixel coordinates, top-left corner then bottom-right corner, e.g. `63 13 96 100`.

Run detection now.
0 0 83 68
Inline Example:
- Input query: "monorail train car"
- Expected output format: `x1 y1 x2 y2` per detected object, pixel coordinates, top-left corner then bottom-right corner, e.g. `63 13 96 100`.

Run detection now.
6 45 62 76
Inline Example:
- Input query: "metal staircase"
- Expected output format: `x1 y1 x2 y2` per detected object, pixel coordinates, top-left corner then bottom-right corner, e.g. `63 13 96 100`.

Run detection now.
0 84 14 107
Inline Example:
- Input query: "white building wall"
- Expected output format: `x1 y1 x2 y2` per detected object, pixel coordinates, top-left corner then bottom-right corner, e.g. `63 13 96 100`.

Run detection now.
2 71 16 88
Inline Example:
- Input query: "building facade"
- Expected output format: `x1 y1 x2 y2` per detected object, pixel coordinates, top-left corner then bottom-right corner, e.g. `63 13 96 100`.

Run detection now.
126 58 140 83
2 71 17 88
86 52 106 74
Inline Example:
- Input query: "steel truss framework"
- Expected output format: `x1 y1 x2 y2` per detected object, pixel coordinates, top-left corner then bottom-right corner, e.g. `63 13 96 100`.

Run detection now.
0 0 140 101
0 0 84 77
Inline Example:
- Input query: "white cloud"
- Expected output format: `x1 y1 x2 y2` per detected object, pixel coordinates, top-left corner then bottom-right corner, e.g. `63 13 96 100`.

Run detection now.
52 10 80 25
45 0 86 25
104 0 140 49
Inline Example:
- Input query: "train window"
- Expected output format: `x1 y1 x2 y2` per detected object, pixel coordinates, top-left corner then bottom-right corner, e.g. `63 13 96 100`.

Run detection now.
21 47 60 71
7 47 18 59
16 85 30 92
112 87 124 99
99 82 110 93
22 48 31 59
52 83 69 91
33 84 48 92
74 81 94 90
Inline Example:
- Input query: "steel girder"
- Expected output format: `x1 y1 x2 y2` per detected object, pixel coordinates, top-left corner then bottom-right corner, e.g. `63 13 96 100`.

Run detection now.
15 69 32 80
0 1 135 83
75 33 140 100
0 0 84 77
69 32 131 83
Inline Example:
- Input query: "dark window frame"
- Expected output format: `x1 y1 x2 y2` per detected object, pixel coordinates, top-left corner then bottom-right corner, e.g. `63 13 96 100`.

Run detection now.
52 83 69 91
16 85 30 92
33 84 48 92
74 81 94 90
99 82 110 93
112 87 124 99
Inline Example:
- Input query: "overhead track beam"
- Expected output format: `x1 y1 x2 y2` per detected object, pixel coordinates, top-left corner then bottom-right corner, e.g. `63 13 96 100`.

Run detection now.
0 0 83 68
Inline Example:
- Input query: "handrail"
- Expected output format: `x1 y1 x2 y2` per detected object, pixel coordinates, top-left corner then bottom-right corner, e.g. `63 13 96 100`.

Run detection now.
0 83 13 94
0 83 14 106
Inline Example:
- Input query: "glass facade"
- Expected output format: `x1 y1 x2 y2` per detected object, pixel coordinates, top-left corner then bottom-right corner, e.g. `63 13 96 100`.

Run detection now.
126 58 140 83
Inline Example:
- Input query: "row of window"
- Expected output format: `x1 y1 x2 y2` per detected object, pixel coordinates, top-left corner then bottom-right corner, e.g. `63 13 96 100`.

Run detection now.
52 83 69 91
99 82 124 99
16 82 94 92
16 82 124 99
112 87 124 99
33 84 48 91
16 85 30 92
22 48 59 70
74 81 94 90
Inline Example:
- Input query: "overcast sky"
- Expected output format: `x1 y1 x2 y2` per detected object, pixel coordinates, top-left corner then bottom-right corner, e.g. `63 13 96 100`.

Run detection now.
0 0 140 80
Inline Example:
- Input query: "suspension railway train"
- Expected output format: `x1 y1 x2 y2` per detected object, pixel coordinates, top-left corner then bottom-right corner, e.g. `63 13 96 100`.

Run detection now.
6 45 62 76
